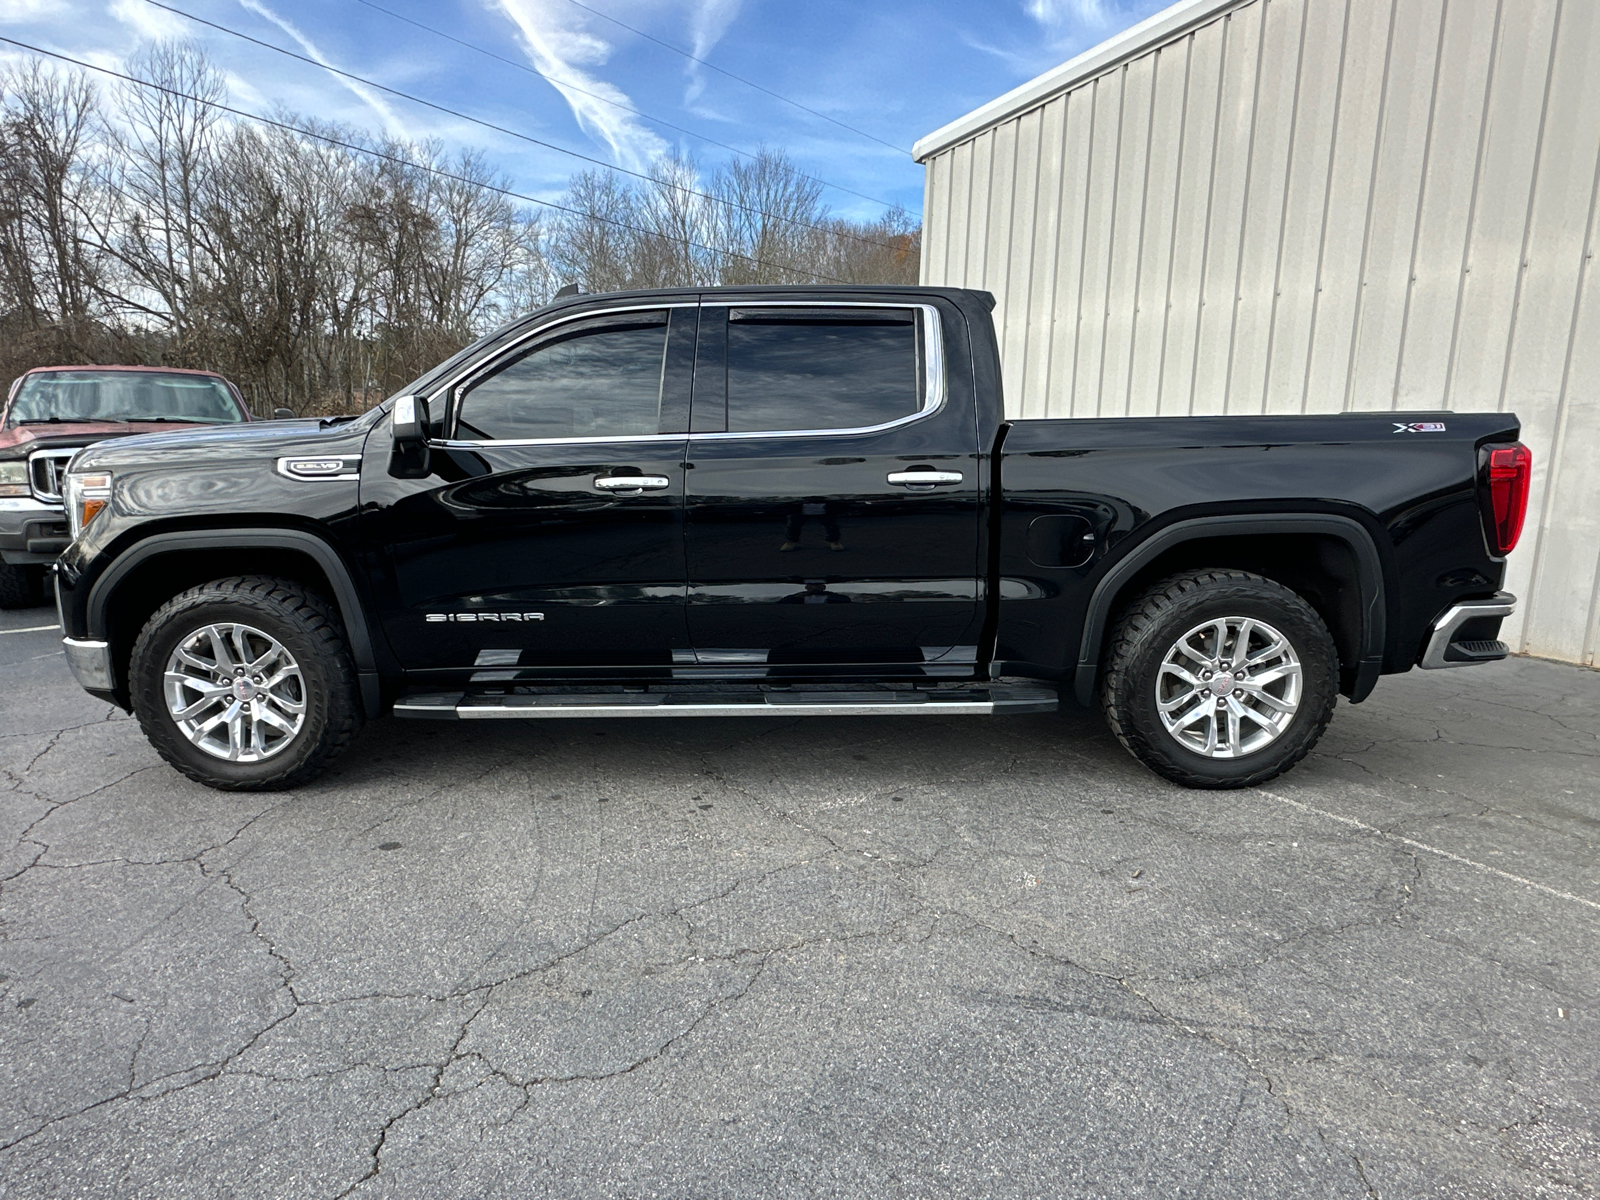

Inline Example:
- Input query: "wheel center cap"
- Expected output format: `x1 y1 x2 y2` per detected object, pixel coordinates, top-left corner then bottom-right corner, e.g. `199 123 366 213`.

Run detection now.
1210 673 1237 696
233 678 257 702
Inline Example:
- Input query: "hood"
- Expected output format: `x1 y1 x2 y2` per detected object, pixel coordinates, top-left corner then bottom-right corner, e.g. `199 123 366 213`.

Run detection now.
0 420 215 459
70 413 378 472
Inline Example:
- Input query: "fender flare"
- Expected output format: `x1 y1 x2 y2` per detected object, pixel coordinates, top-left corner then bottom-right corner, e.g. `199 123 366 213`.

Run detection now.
1071 514 1387 706
87 528 383 718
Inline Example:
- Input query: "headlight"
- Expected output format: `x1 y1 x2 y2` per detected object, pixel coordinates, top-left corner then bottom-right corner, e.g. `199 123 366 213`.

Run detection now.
63 471 112 538
0 461 27 498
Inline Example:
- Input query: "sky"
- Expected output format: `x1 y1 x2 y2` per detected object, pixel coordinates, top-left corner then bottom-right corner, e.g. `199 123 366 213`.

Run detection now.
0 0 1174 223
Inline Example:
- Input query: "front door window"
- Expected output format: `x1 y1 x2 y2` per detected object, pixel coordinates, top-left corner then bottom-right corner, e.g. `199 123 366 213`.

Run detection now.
454 313 670 441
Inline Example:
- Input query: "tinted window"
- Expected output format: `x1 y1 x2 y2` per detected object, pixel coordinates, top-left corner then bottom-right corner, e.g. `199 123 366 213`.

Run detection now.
724 309 922 433
7 371 244 427
455 314 668 441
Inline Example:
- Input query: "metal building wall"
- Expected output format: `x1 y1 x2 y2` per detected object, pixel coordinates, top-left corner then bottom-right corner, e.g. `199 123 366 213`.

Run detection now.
918 0 1600 666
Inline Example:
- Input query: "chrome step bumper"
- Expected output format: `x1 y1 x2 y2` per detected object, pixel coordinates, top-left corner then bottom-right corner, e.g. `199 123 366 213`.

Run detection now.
394 684 1060 721
1420 592 1516 669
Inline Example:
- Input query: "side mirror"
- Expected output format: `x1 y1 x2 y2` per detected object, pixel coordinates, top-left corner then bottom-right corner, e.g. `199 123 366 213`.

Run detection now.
388 394 432 478
272 407 296 420
391 394 427 444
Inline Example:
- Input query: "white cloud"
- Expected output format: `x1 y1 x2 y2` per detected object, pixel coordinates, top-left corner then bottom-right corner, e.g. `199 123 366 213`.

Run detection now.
1025 0 1112 29
0 0 74 26
0 0 71 25
107 0 188 40
492 0 669 173
235 0 405 133
682 0 740 104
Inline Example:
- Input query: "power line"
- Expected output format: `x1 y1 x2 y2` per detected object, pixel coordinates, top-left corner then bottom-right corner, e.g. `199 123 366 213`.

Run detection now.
141 0 904 253
348 0 905 213
0 36 856 286
556 0 910 156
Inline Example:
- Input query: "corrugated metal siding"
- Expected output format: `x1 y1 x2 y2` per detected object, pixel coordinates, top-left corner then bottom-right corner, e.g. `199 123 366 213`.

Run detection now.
921 0 1600 665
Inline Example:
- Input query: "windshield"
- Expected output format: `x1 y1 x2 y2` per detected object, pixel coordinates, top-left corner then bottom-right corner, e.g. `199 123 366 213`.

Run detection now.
5 371 247 427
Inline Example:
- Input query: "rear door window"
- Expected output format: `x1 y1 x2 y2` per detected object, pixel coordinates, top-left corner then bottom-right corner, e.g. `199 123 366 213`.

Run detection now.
723 307 923 434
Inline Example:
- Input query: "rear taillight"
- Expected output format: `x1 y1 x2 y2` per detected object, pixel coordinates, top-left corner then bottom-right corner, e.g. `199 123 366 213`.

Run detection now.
1481 442 1531 556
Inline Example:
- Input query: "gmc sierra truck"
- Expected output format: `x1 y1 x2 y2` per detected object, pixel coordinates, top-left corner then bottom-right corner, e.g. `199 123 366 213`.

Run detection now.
1 365 253 607
50 286 1530 791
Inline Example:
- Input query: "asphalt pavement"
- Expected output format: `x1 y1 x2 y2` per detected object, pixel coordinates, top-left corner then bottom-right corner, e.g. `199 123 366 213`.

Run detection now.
1 597 1597 1198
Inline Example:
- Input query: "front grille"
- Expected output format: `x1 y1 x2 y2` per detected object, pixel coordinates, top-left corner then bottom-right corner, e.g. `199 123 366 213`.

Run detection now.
27 448 78 503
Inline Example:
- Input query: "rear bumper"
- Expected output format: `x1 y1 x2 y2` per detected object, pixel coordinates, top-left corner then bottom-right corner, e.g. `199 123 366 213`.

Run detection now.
1419 592 1516 669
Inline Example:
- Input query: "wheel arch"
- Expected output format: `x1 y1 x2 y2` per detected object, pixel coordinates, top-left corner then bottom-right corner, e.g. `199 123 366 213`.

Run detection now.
87 529 383 717
1073 514 1386 707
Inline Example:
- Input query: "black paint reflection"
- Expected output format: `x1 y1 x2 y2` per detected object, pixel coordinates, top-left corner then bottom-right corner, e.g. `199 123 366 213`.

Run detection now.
779 579 852 605
781 500 843 551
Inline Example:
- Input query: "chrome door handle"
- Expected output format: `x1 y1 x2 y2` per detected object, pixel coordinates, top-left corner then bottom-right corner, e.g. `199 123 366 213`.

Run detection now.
886 470 964 487
594 475 671 492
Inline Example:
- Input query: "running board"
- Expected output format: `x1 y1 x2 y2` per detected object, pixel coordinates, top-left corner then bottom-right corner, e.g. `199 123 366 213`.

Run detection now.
394 685 1059 721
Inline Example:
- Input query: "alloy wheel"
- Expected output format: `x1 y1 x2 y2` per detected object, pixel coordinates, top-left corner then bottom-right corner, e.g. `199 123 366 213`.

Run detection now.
1155 616 1302 758
163 622 306 762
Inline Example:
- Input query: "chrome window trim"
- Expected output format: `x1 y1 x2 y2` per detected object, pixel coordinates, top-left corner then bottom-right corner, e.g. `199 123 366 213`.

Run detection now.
434 299 945 448
694 300 944 441
439 302 692 446
437 433 687 449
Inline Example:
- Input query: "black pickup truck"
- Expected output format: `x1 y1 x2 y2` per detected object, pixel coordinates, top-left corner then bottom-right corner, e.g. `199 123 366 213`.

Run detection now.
52 286 1529 791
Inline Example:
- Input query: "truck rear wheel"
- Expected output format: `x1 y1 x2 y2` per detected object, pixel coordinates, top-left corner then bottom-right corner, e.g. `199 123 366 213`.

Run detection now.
129 576 362 791
0 562 47 609
1100 569 1339 789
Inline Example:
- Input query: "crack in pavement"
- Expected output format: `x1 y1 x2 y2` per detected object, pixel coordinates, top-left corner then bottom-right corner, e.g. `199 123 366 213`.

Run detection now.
2 662 1595 1195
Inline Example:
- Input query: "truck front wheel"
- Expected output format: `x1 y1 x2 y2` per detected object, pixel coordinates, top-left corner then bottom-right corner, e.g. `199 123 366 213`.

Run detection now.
1100 570 1339 789
129 576 362 790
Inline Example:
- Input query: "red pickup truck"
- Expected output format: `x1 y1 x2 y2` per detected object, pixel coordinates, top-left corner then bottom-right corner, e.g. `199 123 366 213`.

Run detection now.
0 365 253 607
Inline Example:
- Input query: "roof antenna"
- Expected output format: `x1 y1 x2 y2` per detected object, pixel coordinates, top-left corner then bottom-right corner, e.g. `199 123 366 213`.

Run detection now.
554 283 582 299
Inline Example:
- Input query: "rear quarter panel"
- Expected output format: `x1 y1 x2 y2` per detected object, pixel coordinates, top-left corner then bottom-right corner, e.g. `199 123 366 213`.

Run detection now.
996 412 1520 676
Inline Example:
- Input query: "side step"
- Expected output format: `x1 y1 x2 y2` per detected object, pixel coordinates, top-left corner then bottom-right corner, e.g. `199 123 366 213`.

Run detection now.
1442 638 1510 665
394 684 1059 721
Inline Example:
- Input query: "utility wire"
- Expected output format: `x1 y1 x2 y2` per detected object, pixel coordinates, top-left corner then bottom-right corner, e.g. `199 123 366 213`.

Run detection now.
141 0 904 253
556 0 910 156
348 0 905 213
0 37 855 285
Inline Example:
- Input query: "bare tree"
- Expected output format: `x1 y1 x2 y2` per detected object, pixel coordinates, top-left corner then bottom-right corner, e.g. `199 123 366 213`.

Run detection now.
105 41 225 353
0 61 110 348
0 42 920 414
710 147 826 285
549 169 644 294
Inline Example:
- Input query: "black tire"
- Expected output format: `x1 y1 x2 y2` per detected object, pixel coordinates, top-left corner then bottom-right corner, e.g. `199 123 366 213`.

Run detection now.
0 561 46 609
1101 569 1339 789
129 576 362 791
